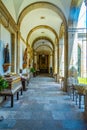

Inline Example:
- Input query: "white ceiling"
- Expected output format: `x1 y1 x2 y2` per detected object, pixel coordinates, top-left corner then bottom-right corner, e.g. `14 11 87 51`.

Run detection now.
34 39 53 49
1 0 71 40
28 27 57 46
36 45 52 54
1 0 82 54
1 0 71 22
20 8 62 42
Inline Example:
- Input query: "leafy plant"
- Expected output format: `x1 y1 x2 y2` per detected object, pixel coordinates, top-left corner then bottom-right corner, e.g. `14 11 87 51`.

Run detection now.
0 76 9 91
30 67 35 73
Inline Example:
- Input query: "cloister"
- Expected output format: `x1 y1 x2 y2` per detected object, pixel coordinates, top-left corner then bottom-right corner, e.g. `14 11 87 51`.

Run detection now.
0 0 87 129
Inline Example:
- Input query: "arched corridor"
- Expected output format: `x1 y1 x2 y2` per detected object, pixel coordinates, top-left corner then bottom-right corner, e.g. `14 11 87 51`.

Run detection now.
1 0 87 129
0 0 86 90
0 75 87 129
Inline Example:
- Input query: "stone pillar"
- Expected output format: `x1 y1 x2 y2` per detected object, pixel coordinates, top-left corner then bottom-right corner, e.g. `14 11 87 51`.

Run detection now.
57 42 59 75
49 53 53 74
64 28 68 92
50 53 52 67
59 38 63 76
53 50 54 74
84 0 87 77
11 33 15 72
82 41 86 77
56 42 60 82
16 31 20 73
54 44 58 74
84 0 87 116
34 52 37 70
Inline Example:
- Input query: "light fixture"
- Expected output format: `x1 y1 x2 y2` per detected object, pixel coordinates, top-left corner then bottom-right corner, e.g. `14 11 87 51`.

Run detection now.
40 16 45 19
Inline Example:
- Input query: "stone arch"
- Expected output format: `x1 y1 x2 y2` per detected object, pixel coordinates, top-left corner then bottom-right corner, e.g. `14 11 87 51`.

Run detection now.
27 25 58 45
17 2 67 30
32 36 54 49
35 44 53 52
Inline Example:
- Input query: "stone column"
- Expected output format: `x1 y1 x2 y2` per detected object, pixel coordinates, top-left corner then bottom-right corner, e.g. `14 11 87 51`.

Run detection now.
56 42 60 82
64 28 68 92
50 53 53 67
54 44 58 74
53 50 54 74
11 33 15 72
82 41 86 77
16 31 20 73
57 42 59 75
34 52 37 70
59 38 63 76
84 0 87 77
84 0 87 115
49 53 53 74
53 44 58 82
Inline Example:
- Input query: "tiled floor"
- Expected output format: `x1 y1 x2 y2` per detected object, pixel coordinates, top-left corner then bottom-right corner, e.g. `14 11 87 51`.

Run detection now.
0 74 87 130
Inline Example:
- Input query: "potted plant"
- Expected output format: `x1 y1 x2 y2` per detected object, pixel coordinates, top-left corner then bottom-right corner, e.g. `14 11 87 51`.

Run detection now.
30 67 36 77
0 76 9 91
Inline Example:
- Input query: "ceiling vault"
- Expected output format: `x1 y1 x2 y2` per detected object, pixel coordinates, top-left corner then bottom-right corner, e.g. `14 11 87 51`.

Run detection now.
27 25 59 45
17 2 67 26
32 36 54 49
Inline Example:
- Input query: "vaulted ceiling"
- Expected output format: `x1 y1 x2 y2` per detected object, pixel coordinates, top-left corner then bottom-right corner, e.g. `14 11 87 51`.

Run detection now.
1 0 83 54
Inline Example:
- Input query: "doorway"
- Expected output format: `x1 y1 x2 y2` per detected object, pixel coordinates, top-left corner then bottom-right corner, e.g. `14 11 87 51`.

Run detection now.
39 54 49 73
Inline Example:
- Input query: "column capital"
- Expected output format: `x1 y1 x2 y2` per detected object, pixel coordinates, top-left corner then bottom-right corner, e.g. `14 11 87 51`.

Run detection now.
84 0 87 6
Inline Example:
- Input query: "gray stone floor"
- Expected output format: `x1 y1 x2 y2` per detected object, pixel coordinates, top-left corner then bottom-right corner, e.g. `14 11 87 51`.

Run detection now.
0 74 87 130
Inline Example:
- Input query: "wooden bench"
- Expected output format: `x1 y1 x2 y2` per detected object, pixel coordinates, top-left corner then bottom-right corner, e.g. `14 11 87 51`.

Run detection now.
0 75 23 107
71 84 87 108
0 85 23 107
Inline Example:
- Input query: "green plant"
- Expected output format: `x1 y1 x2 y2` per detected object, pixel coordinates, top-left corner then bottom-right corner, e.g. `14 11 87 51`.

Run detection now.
0 76 9 91
30 67 35 73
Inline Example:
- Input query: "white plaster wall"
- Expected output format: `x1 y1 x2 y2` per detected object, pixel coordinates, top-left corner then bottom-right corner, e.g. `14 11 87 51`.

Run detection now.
0 24 11 75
